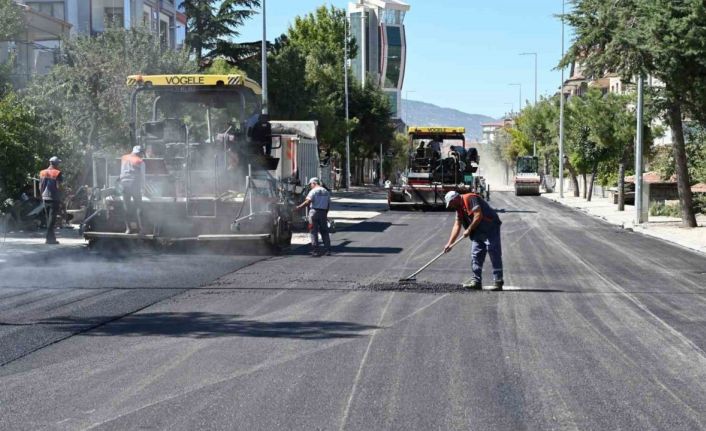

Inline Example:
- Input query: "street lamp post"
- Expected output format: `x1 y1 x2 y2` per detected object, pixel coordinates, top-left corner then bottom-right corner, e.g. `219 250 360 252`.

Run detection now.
520 53 537 156
559 0 566 198
635 75 645 224
519 52 538 106
509 83 522 113
344 16 351 189
261 0 268 115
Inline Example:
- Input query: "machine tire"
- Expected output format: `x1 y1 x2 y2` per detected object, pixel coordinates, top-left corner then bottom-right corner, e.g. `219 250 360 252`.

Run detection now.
270 216 292 253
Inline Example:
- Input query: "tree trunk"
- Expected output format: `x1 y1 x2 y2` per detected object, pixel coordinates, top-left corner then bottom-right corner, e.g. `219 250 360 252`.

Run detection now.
667 103 697 227
564 157 580 197
587 164 597 202
617 157 626 211
582 174 587 199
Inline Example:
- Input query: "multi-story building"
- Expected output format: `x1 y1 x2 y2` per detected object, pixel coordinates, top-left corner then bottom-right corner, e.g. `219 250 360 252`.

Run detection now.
347 0 410 119
2 0 186 87
562 61 673 146
481 117 514 145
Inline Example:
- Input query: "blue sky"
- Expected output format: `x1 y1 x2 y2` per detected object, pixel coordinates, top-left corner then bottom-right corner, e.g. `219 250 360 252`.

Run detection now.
238 1 570 119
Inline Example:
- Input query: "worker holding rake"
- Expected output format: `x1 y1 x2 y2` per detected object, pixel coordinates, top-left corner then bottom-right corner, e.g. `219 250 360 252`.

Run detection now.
443 191 503 291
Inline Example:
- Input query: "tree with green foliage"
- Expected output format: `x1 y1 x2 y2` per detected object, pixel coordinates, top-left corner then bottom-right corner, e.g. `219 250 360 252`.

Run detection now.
653 125 706 186
265 5 392 185
563 89 641 201
0 0 24 92
0 0 22 41
181 0 260 66
562 0 706 226
24 27 195 187
507 97 560 177
0 92 47 203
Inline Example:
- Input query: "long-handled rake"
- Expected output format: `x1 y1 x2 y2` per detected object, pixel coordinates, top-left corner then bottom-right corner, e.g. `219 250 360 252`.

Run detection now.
398 236 465 285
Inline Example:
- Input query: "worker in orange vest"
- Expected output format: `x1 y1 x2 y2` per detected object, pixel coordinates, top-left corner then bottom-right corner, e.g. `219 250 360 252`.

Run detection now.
119 146 146 234
39 156 63 244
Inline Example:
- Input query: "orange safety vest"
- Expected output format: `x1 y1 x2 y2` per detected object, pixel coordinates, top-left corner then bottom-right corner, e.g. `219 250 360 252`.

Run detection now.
39 167 61 180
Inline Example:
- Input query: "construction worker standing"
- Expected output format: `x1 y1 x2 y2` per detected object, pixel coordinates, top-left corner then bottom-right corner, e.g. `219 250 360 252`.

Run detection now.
296 178 331 257
39 156 63 244
443 191 503 290
119 145 146 234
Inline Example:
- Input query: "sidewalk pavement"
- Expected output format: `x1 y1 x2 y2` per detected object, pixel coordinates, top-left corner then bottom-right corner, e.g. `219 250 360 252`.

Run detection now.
0 228 85 264
542 191 706 256
291 186 388 245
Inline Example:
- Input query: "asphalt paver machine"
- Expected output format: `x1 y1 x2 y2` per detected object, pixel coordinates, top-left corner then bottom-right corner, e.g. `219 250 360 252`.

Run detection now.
514 155 541 196
82 74 294 249
388 127 489 210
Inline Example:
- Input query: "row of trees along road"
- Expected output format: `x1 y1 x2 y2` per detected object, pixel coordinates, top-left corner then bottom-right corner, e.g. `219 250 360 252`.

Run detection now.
0 0 395 204
560 0 706 227
501 89 651 205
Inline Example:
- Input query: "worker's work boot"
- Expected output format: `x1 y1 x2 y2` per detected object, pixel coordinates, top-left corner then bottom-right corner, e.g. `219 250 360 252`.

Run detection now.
462 280 482 290
490 280 504 291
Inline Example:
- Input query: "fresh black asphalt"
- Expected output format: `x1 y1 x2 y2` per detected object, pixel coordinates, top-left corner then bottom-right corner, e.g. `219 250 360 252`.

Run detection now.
1 191 705 430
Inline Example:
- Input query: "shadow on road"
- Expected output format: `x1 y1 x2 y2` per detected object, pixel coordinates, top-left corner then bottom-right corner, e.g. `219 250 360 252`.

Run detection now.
337 222 407 233
43 312 378 340
289 241 403 256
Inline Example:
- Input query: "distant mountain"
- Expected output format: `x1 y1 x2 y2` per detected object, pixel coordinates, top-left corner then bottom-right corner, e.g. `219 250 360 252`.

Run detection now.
401 99 495 140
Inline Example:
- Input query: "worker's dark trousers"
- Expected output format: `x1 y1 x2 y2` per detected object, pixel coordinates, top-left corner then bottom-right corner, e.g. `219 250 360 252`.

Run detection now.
43 200 60 243
470 225 503 283
309 209 331 253
121 182 143 231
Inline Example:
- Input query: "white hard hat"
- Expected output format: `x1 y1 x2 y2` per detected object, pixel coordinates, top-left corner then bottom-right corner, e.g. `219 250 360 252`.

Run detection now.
308 177 320 185
132 145 143 154
49 156 61 164
444 191 460 208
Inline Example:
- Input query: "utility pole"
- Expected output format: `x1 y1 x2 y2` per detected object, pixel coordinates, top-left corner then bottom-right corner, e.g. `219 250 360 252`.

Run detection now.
558 0 566 198
261 0 268 115
635 75 645 224
344 16 351 189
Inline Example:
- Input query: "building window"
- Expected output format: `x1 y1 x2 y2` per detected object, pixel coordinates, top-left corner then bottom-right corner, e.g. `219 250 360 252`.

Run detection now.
383 9 404 25
26 1 65 20
160 18 169 50
104 7 124 28
349 12 363 83
142 5 151 28
385 90 398 116
384 26 402 88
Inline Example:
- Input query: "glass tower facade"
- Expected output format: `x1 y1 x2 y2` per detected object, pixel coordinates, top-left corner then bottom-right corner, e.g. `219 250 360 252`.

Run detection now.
348 0 409 119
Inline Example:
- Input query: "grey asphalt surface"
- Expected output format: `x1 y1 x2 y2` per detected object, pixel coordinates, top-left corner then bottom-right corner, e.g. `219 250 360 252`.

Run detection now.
1 191 706 430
